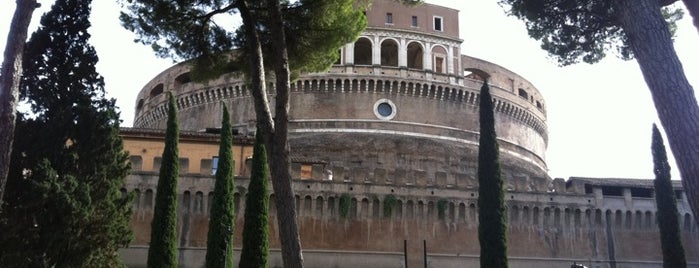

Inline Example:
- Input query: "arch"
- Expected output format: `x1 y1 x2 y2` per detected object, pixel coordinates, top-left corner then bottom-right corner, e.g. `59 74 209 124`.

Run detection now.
194 191 204 214
522 206 530 224
625 211 633 229
234 192 241 217
327 196 336 217
463 68 489 81
145 189 154 209
431 45 448 73
684 213 692 232
459 203 467 222
175 72 191 87
615 210 623 228
354 37 372 65
406 41 424 69
406 200 415 219
304 195 313 216
417 200 425 218
574 209 582 227
150 84 164 97
136 99 145 113
361 198 370 218
316 196 324 217
635 210 643 229
133 189 141 209
372 198 381 218
182 191 191 213
554 207 561 226
644 211 653 229
510 205 519 224
380 38 399 67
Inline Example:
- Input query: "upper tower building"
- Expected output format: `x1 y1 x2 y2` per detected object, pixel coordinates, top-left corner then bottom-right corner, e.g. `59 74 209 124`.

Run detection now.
132 0 550 191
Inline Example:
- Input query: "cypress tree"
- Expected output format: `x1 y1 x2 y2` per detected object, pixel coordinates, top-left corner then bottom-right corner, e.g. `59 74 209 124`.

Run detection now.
0 0 133 266
239 131 270 268
477 80 508 268
147 91 180 267
651 124 687 268
206 104 236 268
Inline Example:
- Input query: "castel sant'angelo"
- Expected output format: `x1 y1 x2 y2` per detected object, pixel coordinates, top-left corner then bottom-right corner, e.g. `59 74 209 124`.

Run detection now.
118 1 698 267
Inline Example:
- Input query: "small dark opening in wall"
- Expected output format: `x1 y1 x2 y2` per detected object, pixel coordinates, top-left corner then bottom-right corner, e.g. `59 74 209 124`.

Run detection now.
175 72 192 86
601 186 623 196
518 88 528 100
150 84 164 97
630 187 653 198
584 184 593 194
676 190 683 200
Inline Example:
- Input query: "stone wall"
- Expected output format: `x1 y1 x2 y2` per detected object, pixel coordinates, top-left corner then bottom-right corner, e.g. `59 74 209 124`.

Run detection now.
121 172 699 268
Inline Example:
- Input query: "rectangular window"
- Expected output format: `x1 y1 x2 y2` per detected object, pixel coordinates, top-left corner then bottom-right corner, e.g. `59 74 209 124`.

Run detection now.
434 56 444 73
386 13 393 24
300 164 313 179
433 16 443 31
211 156 219 175
411 16 418 27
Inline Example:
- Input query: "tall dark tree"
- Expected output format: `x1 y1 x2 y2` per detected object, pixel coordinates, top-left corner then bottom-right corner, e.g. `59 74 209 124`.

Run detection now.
205 104 236 268
147 92 180 267
499 0 699 223
0 0 39 208
119 1 367 266
651 124 687 268
0 0 133 266
239 131 271 268
477 80 508 268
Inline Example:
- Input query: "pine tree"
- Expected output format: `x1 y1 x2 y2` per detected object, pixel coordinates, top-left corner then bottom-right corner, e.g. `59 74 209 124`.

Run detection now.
477 80 508 268
205 104 236 267
651 124 687 268
239 131 271 268
0 0 39 208
0 0 133 266
147 91 180 267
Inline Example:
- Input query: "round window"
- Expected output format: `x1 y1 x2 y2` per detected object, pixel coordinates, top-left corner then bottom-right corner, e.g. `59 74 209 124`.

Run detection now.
373 99 396 120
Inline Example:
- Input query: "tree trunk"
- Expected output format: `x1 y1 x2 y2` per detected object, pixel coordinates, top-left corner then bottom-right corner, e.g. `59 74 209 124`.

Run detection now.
0 0 39 208
265 0 304 267
682 0 699 33
238 1 304 267
615 0 699 221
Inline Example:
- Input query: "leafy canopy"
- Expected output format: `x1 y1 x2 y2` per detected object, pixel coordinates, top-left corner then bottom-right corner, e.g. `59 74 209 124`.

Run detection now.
498 0 683 66
120 0 367 80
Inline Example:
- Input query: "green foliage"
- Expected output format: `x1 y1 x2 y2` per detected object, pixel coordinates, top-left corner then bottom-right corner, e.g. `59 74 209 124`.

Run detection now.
147 92 180 267
651 124 687 268
340 193 352 219
437 198 448 220
0 0 133 266
239 131 271 268
383 194 398 218
498 0 682 66
206 105 237 268
477 80 508 268
119 0 367 80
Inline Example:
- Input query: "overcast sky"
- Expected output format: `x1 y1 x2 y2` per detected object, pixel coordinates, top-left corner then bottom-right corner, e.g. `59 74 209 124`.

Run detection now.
1 1 698 181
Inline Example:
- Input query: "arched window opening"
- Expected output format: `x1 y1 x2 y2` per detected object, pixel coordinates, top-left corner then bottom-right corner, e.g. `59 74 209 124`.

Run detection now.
150 84 164 97
354 38 372 65
175 72 192 87
136 99 145 113
431 46 447 73
407 42 423 69
380 39 399 67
